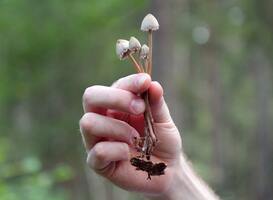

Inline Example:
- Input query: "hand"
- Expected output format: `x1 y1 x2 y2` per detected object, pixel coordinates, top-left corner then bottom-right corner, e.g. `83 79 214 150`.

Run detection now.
79 73 182 196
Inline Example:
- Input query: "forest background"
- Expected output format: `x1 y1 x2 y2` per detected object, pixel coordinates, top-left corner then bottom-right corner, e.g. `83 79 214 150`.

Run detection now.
0 0 273 199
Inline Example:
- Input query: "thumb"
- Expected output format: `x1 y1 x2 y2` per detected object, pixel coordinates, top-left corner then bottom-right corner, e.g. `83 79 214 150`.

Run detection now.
148 81 172 124
148 82 182 158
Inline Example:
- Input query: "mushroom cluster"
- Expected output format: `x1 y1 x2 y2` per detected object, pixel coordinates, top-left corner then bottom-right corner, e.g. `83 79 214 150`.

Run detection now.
116 14 165 179
116 13 159 75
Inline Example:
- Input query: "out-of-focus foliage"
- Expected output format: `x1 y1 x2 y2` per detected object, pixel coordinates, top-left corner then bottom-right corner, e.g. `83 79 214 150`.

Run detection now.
0 136 73 200
0 0 147 199
0 0 272 199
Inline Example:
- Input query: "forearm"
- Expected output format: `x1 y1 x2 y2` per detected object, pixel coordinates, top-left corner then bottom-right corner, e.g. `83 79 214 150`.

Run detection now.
147 155 220 200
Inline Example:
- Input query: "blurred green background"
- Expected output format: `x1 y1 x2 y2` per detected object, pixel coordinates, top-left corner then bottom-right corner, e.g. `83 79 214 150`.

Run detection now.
0 0 272 199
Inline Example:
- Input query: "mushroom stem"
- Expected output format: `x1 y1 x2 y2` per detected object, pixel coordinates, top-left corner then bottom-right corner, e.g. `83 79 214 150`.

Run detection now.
137 51 144 71
148 30 153 75
144 59 148 73
129 53 143 73
144 94 157 143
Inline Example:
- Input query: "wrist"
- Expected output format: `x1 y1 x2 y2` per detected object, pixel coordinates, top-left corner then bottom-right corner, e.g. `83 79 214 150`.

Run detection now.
147 154 220 200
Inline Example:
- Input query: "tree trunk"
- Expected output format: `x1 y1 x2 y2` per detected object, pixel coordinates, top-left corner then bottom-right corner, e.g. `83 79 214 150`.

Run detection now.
250 49 272 200
202 45 225 184
151 0 185 129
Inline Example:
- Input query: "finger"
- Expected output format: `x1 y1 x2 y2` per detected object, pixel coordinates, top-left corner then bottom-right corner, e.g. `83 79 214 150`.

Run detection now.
112 73 151 93
79 113 139 150
148 81 173 123
106 110 145 136
87 141 130 174
82 86 145 115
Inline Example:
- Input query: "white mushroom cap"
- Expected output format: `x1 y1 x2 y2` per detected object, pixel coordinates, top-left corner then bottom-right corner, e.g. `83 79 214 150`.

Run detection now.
140 44 149 59
141 14 159 31
116 39 130 59
129 37 141 52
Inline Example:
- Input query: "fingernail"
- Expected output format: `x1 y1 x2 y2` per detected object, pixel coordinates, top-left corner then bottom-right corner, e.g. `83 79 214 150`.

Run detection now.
130 99 145 114
136 75 147 88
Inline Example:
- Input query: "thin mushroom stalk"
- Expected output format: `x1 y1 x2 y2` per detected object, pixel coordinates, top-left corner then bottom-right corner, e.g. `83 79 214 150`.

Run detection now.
129 53 143 73
148 30 152 74
140 13 159 159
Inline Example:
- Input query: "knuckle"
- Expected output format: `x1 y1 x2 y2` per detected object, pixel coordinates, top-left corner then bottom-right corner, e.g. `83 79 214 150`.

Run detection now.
79 113 96 132
118 121 137 142
82 85 100 104
121 121 134 135
112 78 122 88
86 151 92 166
82 87 91 103
92 143 106 162
112 74 136 89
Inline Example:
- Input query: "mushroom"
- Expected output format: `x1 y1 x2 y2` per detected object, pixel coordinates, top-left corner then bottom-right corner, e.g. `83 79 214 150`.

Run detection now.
140 14 159 75
141 14 159 31
129 36 141 52
116 39 142 72
140 44 149 59
140 44 149 72
116 39 130 60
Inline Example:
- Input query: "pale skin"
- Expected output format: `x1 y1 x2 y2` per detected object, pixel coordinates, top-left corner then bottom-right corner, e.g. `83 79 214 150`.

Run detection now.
79 73 220 200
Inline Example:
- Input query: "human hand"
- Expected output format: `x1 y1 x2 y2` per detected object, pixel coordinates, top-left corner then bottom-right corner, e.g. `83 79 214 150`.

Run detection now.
79 73 183 197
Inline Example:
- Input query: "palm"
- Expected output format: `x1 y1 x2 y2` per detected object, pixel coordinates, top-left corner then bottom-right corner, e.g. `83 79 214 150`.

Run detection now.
104 110 182 194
